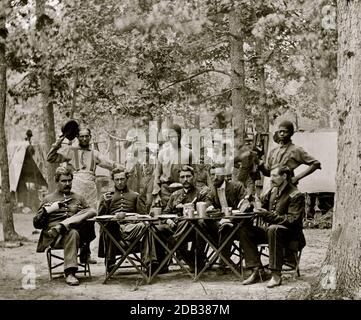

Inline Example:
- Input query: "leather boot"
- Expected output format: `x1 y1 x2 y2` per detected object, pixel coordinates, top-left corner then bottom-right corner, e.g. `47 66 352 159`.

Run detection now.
266 273 282 288
242 267 263 285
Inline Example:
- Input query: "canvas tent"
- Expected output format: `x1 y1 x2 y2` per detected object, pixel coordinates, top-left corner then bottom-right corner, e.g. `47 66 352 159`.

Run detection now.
0 142 48 210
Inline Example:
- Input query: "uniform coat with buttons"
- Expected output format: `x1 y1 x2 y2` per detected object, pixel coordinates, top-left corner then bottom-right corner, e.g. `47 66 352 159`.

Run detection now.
97 187 146 259
239 182 306 271
33 191 96 253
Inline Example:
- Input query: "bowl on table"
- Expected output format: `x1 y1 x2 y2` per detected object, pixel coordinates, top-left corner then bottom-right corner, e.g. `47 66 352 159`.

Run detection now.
115 212 126 219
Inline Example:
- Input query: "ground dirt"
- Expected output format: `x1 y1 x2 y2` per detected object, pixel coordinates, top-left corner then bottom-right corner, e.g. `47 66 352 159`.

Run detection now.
0 213 331 300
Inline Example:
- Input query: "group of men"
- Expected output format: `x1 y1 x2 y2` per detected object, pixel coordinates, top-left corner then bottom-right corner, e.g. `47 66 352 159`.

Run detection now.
33 120 321 288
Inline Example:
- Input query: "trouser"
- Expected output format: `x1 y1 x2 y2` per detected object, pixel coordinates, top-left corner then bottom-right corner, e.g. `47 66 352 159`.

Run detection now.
52 229 80 272
104 222 148 266
239 224 294 272
60 208 97 231
59 209 96 260
170 220 207 267
147 224 174 266
202 219 246 266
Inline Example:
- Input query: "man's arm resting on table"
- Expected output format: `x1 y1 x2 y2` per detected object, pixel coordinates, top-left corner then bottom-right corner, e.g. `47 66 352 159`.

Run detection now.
254 193 305 227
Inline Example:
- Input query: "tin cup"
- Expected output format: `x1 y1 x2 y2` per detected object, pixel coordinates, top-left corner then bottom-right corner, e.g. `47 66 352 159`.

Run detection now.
152 207 162 218
196 202 207 218
183 203 195 218
222 207 232 217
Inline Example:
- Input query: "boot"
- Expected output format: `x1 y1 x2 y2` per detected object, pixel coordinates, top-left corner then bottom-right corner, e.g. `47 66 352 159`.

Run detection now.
242 267 264 285
266 272 282 288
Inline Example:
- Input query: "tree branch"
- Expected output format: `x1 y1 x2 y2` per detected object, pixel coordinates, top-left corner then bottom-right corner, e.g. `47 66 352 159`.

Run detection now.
160 69 230 91
199 88 234 103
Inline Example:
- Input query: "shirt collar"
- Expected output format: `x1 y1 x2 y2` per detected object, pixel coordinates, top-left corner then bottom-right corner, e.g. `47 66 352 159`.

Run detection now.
279 140 292 148
217 180 226 190
277 181 288 196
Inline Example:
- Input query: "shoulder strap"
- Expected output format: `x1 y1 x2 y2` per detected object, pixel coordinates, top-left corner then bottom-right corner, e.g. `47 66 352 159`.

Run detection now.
73 148 80 171
90 150 96 172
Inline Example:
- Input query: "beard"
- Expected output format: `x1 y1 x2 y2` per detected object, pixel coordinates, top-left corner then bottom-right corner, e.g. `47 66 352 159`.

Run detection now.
183 182 193 189
62 187 71 194
79 141 90 149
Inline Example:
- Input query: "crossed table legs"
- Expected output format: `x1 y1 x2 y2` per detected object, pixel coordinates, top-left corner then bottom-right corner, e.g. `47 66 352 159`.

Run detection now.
148 217 248 281
97 220 150 284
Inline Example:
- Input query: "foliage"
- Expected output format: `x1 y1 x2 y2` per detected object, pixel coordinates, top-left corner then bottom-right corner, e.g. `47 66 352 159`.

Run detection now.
4 0 337 140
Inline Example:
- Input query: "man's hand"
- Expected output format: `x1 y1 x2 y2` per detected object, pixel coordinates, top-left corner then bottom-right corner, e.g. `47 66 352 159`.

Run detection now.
206 205 215 212
175 203 184 209
253 208 269 217
44 198 71 213
52 136 65 149
103 192 113 201
291 177 299 185
219 218 233 228
59 197 72 208
166 219 176 229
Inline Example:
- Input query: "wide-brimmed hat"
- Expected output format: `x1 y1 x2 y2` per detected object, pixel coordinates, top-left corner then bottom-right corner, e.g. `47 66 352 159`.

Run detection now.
61 120 79 141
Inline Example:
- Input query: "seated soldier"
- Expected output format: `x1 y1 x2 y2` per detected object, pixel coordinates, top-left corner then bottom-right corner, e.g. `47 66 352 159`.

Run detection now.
239 165 306 288
33 167 97 286
98 168 154 273
204 164 249 274
155 165 209 272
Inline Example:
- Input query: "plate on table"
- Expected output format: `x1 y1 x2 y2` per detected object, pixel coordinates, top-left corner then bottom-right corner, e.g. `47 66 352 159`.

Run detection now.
95 215 114 220
125 212 136 217
135 214 153 219
206 210 222 218
232 210 254 216
158 214 178 219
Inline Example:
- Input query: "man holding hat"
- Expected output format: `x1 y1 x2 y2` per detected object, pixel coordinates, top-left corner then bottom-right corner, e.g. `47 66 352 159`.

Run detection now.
47 126 123 263
259 120 321 185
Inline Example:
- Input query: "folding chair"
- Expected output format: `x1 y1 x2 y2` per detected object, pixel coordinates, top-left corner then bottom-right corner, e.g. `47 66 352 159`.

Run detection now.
258 241 303 277
45 247 91 280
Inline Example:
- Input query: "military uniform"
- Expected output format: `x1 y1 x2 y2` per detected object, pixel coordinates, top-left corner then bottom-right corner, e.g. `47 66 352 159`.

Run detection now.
33 191 96 271
157 186 209 269
204 180 247 267
97 187 150 269
239 182 306 272
47 144 120 209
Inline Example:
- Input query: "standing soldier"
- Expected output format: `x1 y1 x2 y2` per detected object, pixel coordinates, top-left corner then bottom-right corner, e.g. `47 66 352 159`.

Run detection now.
259 120 321 185
47 126 123 263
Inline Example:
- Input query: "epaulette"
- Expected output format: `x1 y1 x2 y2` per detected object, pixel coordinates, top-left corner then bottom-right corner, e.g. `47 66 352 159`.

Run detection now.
289 190 301 198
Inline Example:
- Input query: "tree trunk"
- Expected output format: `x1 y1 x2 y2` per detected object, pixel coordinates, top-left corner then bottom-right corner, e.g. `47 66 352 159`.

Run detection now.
0 3 22 241
229 8 246 149
307 2 361 299
69 69 79 119
36 0 56 191
256 39 269 133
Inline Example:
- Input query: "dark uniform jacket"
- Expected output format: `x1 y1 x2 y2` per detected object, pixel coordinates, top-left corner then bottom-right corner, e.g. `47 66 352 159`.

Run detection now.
33 191 94 252
163 186 209 216
207 180 245 210
97 187 146 258
98 187 145 216
261 183 306 248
